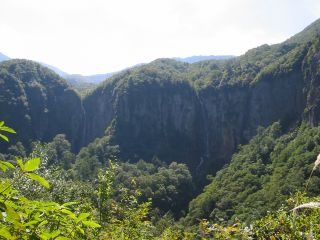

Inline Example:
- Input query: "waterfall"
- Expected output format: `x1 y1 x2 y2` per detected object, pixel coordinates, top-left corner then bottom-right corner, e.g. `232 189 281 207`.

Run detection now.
196 94 209 172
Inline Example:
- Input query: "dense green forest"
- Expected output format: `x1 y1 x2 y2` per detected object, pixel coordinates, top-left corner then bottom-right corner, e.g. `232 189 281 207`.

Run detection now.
1 18 320 239
3 119 320 238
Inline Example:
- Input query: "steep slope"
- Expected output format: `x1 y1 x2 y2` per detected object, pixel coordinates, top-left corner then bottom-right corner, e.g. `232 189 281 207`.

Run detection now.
81 38 309 181
186 122 320 224
0 59 84 150
286 18 320 45
185 36 320 224
301 37 320 125
1 19 320 190
82 60 200 168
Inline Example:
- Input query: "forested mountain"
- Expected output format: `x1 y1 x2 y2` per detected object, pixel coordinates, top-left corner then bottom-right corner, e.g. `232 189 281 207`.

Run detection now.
80 19 320 184
0 60 84 151
1 18 320 181
1 18 320 238
186 122 320 224
39 64 111 94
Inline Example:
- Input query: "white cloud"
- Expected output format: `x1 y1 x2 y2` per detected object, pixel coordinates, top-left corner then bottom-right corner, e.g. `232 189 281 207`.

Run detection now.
0 0 319 74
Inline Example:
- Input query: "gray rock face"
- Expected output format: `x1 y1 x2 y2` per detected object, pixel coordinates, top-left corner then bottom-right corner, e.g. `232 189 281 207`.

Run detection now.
81 62 307 178
112 81 200 165
2 27 320 183
0 60 85 151
82 83 116 146
79 40 320 182
197 71 305 174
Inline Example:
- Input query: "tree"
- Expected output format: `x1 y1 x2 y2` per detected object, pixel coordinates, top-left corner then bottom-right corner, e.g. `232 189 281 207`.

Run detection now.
0 122 100 239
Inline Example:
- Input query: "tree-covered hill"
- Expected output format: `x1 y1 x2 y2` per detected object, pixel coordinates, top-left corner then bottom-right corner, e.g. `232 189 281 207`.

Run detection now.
186 122 320 224
80 33 320 184
0 59 84 151
1 19 320 188
286 18 320 44
2 17 320 239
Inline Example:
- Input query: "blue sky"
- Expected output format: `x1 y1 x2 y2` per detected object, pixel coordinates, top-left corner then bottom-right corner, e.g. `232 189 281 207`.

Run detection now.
0 0 319 75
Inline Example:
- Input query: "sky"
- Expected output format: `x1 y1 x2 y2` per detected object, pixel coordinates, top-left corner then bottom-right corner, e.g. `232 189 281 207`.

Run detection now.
0 0 320 75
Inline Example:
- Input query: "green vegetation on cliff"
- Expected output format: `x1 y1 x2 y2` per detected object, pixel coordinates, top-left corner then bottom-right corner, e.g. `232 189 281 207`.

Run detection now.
187 122 320 224
1 18 320 239
0 60 84 151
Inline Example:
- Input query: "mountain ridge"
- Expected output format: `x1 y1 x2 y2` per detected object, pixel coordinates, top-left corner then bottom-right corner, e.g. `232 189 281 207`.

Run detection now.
0 18 320 186
0 52 10 62
173 55 235 63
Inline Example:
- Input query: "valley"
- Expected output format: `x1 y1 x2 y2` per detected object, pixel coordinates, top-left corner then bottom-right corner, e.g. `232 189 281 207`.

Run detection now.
1 17 320 239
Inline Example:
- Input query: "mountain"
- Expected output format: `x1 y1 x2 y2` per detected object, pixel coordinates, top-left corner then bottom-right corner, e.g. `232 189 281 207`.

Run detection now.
185 121 320 225
1 17 320 239
79 18 320 186
38 64 114 95
174 55 235 63
0 52 10 62
286 18 320 44
64 63 146 85
0 54 71 79
0 59 84 151
64 73 113 85
184 20 320 223
81 43 303 181
40 64 112 84
41 62 69 78
1 18 320 187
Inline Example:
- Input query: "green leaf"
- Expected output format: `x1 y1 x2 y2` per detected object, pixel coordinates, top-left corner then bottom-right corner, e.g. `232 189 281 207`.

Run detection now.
82 220 101 228
39 230 52 240
61 209 77 220
0 134 8 142
50 230 61 238
76 226 84 235
24 220 40 227
24 158 41 172
0 202 6 212
56 236 70 240
76 212 90 223
16 159 24 171
0 228 12 240
0 122 15 142
38 220 49 227
0 126 16 134
62 202 78 207
0 182 12 196
26 173 50 188
5 203 22 227
0 160 14 172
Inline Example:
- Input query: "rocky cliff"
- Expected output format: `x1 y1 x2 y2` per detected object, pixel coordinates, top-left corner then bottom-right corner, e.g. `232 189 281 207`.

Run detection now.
0 59 84 151
80 41 312 178
1 19 320 182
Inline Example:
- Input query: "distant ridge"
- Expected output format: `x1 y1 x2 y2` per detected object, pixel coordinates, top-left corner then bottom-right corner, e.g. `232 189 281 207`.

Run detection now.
0 52 235 85
65 73 114 85
173 55 235 63
0 52 10 62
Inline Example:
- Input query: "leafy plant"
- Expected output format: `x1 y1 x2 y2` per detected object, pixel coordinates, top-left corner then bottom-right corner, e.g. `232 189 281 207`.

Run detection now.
0 122 100 239
0 121 16 142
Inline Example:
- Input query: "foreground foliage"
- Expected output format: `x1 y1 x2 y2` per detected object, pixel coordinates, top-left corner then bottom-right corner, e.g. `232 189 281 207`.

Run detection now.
0 122 100 239
3 118 320 239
